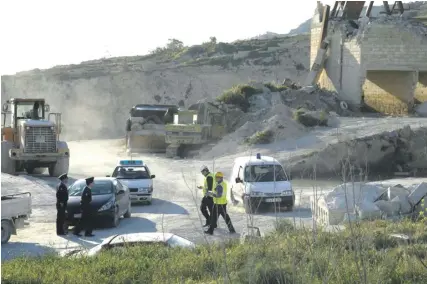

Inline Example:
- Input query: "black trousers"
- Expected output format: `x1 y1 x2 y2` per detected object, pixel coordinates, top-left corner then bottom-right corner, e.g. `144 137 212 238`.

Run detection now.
56 203 66 234
207 204 235 233
74 207 93 235
200 196 214 224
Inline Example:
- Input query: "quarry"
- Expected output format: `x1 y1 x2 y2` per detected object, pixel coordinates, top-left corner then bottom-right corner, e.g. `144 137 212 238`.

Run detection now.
1 1 427 275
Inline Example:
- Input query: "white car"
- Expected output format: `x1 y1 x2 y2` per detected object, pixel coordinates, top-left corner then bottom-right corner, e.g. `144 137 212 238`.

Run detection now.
62 233 196 257
108 159 155 204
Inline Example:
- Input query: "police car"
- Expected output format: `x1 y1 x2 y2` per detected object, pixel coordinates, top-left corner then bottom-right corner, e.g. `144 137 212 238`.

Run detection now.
109 159 156 204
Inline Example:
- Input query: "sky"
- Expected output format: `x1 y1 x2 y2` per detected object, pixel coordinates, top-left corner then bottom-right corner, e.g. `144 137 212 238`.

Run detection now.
0 0 340 75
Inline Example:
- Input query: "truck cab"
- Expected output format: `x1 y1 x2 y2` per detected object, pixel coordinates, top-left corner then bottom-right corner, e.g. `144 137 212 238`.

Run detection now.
229 153 294 214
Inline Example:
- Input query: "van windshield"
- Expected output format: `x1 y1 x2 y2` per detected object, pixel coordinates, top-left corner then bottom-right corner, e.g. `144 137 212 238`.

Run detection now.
244 165 288 182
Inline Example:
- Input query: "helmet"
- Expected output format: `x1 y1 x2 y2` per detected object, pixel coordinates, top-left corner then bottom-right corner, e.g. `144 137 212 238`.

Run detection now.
200 165 209 172
215 172 224 178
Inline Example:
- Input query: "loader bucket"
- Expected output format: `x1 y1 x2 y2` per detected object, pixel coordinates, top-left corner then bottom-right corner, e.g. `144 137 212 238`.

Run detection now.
127 133 167 153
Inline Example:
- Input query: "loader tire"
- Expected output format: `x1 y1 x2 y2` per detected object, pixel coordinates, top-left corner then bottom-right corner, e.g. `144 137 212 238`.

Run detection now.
26 167 46 175
1 141 15 175
49 157 70 177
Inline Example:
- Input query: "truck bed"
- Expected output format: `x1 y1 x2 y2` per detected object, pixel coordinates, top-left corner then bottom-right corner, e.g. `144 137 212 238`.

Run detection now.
1 192 32 219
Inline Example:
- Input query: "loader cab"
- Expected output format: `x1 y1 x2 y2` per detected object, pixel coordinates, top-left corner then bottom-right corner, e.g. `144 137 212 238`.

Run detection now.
2 98 50 130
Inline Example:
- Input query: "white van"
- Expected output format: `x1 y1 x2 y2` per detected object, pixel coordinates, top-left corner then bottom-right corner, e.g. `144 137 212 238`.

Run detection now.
229 154 294 214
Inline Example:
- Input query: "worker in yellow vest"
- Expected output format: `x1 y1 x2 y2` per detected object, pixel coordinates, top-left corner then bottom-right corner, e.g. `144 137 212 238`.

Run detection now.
204 172 236 235
197 165 215 227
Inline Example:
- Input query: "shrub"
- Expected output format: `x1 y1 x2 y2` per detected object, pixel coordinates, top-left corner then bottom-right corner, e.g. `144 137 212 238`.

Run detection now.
216 84 263 111
245 130 275 145
264 82 287 92
293 108 328 127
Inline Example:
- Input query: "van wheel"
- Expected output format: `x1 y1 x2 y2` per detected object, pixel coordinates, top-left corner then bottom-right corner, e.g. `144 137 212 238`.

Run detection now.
243 197 255 214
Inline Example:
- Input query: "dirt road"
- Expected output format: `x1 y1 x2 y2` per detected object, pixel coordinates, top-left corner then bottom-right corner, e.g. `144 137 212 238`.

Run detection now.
2 139 338 261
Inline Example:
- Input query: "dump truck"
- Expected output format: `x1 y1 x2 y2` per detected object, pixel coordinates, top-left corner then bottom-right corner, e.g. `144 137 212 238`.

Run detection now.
1 98 70 176
125 104 179 154
1 192 32 244
164 102 228 158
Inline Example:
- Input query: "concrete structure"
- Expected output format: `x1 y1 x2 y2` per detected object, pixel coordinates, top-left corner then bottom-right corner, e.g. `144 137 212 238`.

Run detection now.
310 2 427 115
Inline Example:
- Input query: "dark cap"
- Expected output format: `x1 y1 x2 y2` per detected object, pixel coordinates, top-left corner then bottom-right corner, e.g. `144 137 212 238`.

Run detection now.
85 177 94 185
58 173 68 181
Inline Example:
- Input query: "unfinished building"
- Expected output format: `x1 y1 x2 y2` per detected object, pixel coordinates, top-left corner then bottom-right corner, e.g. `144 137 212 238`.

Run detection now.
309 1 427 115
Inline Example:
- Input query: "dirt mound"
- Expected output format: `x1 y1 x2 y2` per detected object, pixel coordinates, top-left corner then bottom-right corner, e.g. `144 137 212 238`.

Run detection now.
202 104 306 158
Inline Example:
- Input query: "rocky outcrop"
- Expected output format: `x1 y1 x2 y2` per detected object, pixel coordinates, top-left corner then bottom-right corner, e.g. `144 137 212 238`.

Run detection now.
289 125 427 177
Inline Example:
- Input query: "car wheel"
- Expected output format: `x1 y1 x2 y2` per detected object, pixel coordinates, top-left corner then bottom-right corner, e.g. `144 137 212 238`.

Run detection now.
124 203 131 218
110 207 120 228
1 220 12 244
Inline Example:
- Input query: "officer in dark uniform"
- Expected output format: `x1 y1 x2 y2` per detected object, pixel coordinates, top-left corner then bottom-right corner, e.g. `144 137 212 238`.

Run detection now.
56 173 69 235
73 177 95 237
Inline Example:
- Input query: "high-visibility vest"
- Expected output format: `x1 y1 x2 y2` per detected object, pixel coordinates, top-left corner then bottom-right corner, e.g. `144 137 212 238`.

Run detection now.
203 173 216 195
213 181 227 205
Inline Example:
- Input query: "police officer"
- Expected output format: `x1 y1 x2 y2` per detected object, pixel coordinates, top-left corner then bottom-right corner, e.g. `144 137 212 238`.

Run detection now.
204 172 236 235
73 177 95 237
197 165 215 227
56 173 69 235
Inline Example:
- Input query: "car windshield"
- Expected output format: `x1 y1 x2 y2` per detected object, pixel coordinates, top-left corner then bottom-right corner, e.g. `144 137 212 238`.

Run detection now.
68 180 114 196
244 165 288 182
112 166 150 179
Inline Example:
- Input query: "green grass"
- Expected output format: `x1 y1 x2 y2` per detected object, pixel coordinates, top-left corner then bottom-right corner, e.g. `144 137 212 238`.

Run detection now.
2 219 427 284
216 84 263 111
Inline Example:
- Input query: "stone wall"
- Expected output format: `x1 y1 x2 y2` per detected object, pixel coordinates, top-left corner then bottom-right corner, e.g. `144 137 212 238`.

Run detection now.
311 19 427 113
360 23 427 114
361 24 427 71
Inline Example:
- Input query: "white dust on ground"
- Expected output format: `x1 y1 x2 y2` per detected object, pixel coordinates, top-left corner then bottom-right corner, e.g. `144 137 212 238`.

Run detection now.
202 104 306 159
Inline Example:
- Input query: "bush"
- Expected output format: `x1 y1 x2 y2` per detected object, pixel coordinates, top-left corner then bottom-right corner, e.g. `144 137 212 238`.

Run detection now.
293 108 328 127
264 82 287 92
245 129 275 145
2 220 427 284
216 84 263 111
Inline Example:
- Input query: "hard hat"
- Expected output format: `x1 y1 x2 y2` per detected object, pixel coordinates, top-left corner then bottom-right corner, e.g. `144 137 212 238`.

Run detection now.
200 165 209 172
215 172 224 178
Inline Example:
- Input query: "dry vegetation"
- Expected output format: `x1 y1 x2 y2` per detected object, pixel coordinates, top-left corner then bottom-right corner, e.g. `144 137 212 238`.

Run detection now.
2 218 427 284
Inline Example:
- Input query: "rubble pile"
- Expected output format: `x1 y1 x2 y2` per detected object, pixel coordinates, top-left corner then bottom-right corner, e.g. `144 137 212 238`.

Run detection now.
313 180 427 225
340 13 427 44
203 104 307 158
202 80 352 158
281 86 345 114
